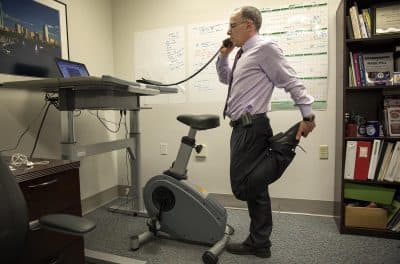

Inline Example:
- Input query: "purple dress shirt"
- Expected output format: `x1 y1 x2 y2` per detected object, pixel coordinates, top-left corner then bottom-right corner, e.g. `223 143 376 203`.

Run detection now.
216 34 314 121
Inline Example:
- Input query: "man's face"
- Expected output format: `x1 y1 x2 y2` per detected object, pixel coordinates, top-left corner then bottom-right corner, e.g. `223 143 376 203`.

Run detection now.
227 11 251 47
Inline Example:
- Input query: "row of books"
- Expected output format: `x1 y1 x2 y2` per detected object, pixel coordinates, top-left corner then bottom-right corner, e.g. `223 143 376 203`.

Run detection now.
347 3 371 39
348 52 394 87
344 140 400 183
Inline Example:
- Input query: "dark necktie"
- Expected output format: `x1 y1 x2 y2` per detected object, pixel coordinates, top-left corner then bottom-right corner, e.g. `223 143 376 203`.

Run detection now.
223 48 243 119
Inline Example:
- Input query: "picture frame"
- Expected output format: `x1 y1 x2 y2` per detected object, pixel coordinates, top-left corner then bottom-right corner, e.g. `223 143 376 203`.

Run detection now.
372 2 400 36
387 107 400 136
0 0 69 77
37 0 69 59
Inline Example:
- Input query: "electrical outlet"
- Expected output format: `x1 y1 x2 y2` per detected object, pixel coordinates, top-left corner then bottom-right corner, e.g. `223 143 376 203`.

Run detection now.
195 144 207 158
160 143 168 155
320 145 328 159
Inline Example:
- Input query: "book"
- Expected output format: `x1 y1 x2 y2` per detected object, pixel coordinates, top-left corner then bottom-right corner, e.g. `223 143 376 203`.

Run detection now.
394 165 400 183
383 141 400 182
344 141 357 180
361 8 372 37
367 140 381 180
388 199 400 225
349 5 362 39
349 52 357 87
358 14 368 38
358 52 366 86
349 66 355 86
363 52 394 86
377 142 394 181
352 52 361 86
346 16 354 39
388 209 400 230
374 142 388 180
392 219 400 232
354 141 371 181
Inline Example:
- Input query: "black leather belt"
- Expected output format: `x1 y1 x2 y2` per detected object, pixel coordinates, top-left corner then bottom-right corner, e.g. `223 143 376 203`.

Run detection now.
229 113 266 128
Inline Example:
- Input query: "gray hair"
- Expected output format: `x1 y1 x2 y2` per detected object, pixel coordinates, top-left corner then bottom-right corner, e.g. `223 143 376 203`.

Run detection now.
239 6 262 32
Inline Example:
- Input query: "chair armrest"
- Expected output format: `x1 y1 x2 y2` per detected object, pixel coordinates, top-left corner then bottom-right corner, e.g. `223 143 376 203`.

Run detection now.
39 214 96 235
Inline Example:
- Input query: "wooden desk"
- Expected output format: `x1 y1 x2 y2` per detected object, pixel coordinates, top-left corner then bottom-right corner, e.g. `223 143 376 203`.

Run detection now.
11 158 84 264
1 77 173 215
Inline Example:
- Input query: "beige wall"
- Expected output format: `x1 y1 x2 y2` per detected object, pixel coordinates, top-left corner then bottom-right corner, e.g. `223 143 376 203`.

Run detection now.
112 0 341 202
0 0 118 200
0 0 341 203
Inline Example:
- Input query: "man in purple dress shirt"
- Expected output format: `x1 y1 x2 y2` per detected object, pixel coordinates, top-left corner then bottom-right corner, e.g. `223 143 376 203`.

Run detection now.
216 6 316 258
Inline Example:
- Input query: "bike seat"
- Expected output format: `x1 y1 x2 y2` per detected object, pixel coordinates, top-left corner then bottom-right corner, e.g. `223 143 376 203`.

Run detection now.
177 114 220 130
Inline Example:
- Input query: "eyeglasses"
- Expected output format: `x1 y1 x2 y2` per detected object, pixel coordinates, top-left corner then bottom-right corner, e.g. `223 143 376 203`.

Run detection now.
229 21 247 29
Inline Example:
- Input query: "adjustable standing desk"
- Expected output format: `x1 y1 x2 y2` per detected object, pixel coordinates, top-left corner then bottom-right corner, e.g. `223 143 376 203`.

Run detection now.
1 77 177 216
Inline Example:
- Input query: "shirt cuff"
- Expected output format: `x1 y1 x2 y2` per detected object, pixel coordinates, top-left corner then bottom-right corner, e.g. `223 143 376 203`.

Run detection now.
298 104 313 118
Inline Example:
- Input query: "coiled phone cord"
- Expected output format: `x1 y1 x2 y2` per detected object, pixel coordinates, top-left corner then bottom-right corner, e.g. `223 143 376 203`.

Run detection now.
136 47 221 87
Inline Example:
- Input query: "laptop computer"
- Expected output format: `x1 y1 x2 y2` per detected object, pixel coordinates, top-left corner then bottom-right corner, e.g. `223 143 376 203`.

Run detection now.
55 58 139 86
55 58 90 78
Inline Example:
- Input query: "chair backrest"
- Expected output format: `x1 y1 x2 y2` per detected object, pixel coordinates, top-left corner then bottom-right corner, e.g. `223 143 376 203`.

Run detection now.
0 156 29 263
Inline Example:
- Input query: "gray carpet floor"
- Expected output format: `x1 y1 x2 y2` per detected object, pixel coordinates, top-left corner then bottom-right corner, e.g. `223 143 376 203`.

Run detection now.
84 200 400 264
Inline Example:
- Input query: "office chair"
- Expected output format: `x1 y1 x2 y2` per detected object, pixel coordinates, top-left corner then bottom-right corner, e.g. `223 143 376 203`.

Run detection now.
0 156 96 263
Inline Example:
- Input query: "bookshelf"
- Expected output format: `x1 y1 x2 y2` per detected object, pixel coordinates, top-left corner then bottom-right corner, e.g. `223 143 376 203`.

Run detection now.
336 0 400 239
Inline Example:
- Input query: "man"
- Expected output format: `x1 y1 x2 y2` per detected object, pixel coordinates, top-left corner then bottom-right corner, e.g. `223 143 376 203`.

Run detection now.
216 6 316 258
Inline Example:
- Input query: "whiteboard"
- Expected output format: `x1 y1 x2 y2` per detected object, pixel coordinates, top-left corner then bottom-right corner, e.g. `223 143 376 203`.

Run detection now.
187 21 230 103
134 27 186 104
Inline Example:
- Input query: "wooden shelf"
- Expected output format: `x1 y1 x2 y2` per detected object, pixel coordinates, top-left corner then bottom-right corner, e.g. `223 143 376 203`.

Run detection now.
346 85 400 91
342 226 400 240
345 137 383 141
346 34 400 49
345 137 400 141
344 179 400 187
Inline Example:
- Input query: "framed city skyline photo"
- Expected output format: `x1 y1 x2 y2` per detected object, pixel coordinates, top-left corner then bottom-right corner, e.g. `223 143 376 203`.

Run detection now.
0 0 69 77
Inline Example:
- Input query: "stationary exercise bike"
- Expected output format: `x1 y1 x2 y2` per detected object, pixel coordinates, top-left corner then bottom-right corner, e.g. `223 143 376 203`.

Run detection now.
131 114 233 264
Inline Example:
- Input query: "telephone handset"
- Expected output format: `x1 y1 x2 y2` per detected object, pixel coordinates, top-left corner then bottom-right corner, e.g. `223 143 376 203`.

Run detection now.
222 38 233 48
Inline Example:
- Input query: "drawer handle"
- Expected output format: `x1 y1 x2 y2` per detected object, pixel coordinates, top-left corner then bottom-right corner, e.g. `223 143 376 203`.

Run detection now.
48 255 62 264
28 179 58 189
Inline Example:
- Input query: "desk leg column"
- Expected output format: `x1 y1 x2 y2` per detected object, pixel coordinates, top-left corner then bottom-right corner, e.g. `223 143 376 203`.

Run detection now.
130 109 145 215
61 111 77 160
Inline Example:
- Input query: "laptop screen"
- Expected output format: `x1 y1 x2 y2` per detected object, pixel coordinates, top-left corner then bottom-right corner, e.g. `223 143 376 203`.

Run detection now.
55 58 90 78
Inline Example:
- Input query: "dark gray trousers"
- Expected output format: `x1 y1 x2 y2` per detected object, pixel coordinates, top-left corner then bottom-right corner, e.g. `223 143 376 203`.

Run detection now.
230 116 273 249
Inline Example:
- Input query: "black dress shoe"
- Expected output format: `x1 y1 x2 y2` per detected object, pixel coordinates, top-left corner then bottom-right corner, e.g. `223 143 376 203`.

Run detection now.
261 122 304 186
268 122 301 150
226 242 271 258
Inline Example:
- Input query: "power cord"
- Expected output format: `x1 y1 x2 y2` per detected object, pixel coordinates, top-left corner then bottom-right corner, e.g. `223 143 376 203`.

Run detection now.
9 153 49 169
29 102 52 159
96 111 123 133
0 100 48 153
109 112 135 214
86 110 124 133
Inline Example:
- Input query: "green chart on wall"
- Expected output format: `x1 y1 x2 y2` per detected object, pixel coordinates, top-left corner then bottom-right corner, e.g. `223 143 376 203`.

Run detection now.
261 2 328 111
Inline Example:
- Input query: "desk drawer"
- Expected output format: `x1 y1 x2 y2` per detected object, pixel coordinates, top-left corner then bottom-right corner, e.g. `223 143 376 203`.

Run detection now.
19 168 82 220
